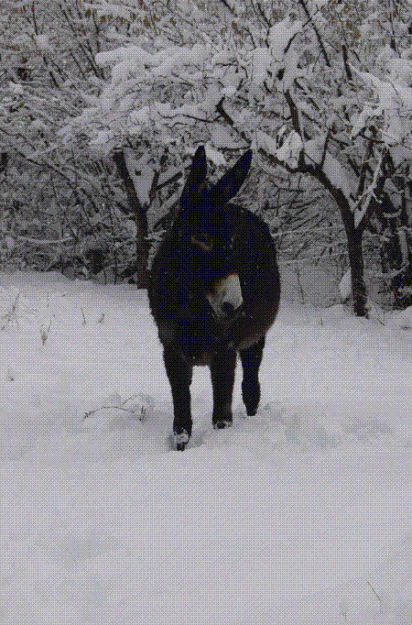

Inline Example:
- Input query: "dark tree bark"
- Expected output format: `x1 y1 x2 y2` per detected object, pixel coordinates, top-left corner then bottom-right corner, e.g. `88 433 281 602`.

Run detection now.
345 225 368 316
374 193 412 308
255 137 369 316
0 152 8 173
113 150 149 288
318 170 369 317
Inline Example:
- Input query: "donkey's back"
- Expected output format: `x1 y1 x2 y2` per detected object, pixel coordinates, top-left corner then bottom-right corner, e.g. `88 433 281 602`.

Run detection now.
149 147 280 450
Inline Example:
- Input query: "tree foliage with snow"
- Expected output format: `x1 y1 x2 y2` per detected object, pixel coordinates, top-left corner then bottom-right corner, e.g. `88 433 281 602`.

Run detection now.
0 1 134 279
1 0 412 311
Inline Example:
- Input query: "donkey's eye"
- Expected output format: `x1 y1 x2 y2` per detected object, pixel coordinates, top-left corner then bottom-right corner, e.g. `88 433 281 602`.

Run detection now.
191 233 214 253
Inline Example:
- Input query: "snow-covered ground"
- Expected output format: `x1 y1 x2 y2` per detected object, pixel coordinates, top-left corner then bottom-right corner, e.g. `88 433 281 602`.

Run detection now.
0 271 410 625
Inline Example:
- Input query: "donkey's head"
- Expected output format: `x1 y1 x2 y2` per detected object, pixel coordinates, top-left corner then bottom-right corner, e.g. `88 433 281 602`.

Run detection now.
176 146 252 323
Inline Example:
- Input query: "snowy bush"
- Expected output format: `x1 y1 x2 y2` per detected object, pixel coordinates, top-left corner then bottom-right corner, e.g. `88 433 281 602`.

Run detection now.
1 1 411 307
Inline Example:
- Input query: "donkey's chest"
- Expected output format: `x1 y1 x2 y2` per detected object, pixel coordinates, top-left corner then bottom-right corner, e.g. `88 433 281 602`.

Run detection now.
157 305 231 364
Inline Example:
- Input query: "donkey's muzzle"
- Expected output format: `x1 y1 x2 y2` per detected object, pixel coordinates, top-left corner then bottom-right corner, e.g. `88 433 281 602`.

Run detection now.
206 273 243 323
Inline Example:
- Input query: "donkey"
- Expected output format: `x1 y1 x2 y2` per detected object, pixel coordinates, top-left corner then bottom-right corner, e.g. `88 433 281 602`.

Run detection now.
148 146 280 450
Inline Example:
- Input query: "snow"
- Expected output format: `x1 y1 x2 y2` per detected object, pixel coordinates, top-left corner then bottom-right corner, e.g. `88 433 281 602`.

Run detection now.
256 130 354 203
96 46 153 70
251 48 273 85
388 305 412 330
152 44 209 77
388 57 412 88
250 19 302 90
338 268 352 302
34 34 51 52
96 44 210 84
305 140 353 201
256 128 303 169
269 18 303 89
353 66 412 146
204 143 227 166
269 18 303 63
210 125 241 150
0 272 410 625
123 151 154 208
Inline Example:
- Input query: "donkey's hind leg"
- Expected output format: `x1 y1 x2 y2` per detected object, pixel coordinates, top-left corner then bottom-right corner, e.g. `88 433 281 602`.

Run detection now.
210 351 237 429
163 346 193 450
240 336 265 416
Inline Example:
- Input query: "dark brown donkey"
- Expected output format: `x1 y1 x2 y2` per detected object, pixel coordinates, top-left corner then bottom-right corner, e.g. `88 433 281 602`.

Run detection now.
148 147 280 450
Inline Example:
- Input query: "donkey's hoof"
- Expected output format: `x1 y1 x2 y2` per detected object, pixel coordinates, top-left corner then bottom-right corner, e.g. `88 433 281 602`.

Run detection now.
213 419 232 430
174 429 190 451
246 406 258 416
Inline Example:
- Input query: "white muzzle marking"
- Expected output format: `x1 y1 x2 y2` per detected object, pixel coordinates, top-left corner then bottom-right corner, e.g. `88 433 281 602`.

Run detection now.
206 273 243 320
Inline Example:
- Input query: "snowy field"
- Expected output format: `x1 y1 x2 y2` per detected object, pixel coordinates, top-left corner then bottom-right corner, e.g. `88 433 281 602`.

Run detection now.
0 271 410 625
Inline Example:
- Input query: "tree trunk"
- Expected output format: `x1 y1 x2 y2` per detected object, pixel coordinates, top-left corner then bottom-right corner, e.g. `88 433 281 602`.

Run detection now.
313 168 369 317
113 150 149 288
346 224 368 316
375 194 412 308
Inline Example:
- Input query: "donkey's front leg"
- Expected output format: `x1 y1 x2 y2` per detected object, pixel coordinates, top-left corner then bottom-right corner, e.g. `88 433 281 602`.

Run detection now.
240 336 265 416
210 351 237 429
163 346 193 450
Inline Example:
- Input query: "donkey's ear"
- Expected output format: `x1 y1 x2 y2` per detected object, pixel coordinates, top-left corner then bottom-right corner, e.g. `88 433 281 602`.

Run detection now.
210 150 252 207
180 146 207 209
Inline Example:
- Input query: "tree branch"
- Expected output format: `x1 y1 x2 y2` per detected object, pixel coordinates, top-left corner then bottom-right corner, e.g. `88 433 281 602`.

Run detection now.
342 45 353 81
298 0 331 67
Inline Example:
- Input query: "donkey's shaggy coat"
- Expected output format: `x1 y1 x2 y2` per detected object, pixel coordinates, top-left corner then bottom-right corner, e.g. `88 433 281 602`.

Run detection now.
149 147 280 450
